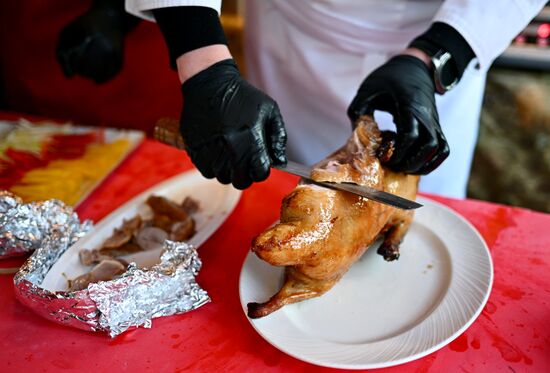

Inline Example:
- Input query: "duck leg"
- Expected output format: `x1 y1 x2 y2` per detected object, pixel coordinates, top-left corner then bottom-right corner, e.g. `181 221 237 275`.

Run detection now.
247 267 337 319
377 212 414 261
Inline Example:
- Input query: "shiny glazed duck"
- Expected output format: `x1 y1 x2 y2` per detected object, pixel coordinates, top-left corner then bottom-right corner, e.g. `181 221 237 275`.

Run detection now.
248 116 419 318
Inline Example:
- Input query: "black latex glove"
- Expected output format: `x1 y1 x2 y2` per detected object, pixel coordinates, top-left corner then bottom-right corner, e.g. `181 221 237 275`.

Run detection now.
348 55 449 175
56 0 140 84
181 59 287 190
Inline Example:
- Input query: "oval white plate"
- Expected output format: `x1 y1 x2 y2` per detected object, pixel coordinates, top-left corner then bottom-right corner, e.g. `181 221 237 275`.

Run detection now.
42 170 241 292
239 197 493 369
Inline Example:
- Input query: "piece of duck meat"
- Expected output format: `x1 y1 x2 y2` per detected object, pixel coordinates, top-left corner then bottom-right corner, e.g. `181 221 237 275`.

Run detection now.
146 195 189 222
181 196 200 214
79 249 112 266
247 116 419 318
79 242 144 265
170 217 196 242
151 213 174 232
148 195 198 242
78 216 143 265
100 215 142 250
68 259 127 291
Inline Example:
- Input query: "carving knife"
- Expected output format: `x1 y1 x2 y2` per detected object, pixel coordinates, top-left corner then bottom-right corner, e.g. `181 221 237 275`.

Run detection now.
154 118 422 210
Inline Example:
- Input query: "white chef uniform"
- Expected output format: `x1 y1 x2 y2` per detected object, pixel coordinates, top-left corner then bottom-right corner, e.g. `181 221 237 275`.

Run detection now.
126 0 546 198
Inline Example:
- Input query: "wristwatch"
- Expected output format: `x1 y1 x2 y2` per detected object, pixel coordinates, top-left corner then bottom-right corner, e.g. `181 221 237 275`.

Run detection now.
431 50 459 94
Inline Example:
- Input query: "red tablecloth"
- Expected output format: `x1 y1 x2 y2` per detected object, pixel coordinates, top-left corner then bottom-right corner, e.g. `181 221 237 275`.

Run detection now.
1 139 549 373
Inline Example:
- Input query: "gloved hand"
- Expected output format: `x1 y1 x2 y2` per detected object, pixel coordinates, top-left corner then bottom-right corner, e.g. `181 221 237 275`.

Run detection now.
347 55 449 175
56 0 139 84
180 59 287 190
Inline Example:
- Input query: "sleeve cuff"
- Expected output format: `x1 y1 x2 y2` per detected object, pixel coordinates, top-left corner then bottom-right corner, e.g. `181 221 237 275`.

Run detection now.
125 0 221 21
432 0 547 70
153 6 227 69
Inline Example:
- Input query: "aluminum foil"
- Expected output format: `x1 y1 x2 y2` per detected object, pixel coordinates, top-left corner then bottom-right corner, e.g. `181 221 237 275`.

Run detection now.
14 236 210 336
0 191 90 258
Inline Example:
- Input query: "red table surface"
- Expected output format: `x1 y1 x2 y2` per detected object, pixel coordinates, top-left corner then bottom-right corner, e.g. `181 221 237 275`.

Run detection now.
1 139 549 373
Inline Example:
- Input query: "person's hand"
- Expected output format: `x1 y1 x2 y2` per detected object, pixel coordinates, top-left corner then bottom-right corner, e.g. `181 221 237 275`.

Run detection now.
56 3 137 83
347 54 449 175
180 58 287 190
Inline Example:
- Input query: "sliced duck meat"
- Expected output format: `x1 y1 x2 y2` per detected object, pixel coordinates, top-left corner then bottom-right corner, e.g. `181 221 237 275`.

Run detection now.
181 196 200 215
170 217 196 242
100 215 142 250
68 259 126 291
146 195 189 222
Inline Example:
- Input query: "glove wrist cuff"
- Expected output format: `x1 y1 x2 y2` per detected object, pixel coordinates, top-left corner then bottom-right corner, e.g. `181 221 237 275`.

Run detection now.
181 58 239 95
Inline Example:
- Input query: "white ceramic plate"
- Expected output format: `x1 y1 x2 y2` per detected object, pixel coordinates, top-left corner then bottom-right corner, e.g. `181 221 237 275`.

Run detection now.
239 197 493 369
42 170 241 292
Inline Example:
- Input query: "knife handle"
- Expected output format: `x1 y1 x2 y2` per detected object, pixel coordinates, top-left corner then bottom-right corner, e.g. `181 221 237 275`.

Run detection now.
154 118 187 150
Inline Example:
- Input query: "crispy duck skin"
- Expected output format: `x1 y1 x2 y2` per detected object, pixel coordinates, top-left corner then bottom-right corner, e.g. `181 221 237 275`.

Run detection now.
247 116 419 318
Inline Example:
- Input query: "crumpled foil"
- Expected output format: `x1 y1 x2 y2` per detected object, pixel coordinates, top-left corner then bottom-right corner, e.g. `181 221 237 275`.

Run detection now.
14 235 210 336
88 241 209 337
0 191 90 258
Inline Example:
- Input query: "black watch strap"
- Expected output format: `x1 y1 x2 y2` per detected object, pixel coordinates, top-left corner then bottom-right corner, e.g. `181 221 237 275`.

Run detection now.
409 22 475 85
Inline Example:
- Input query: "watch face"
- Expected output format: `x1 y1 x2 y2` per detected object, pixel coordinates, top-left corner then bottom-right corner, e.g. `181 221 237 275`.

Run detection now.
440 61 459 87
433 51 459 93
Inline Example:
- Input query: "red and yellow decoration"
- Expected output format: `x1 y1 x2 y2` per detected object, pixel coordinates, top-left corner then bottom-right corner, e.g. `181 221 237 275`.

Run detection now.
0 120 136 206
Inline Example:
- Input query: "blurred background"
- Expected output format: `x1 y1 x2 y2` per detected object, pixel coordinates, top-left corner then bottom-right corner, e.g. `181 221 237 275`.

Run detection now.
467 6 550 213
0 1 549 212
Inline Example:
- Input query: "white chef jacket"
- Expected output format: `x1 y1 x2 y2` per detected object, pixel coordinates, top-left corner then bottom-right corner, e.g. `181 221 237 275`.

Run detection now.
126 0 546 197
126 0 546 70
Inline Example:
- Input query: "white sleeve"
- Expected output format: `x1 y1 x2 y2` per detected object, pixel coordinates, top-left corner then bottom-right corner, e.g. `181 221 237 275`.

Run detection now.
125 0 222 21
434 0 547 69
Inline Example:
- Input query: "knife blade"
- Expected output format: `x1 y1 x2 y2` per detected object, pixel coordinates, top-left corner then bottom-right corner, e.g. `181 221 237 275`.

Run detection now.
153 118 422 210
276 161 422 210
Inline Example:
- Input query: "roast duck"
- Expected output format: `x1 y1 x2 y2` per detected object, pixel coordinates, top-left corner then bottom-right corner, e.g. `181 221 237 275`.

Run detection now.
247 116 419 318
